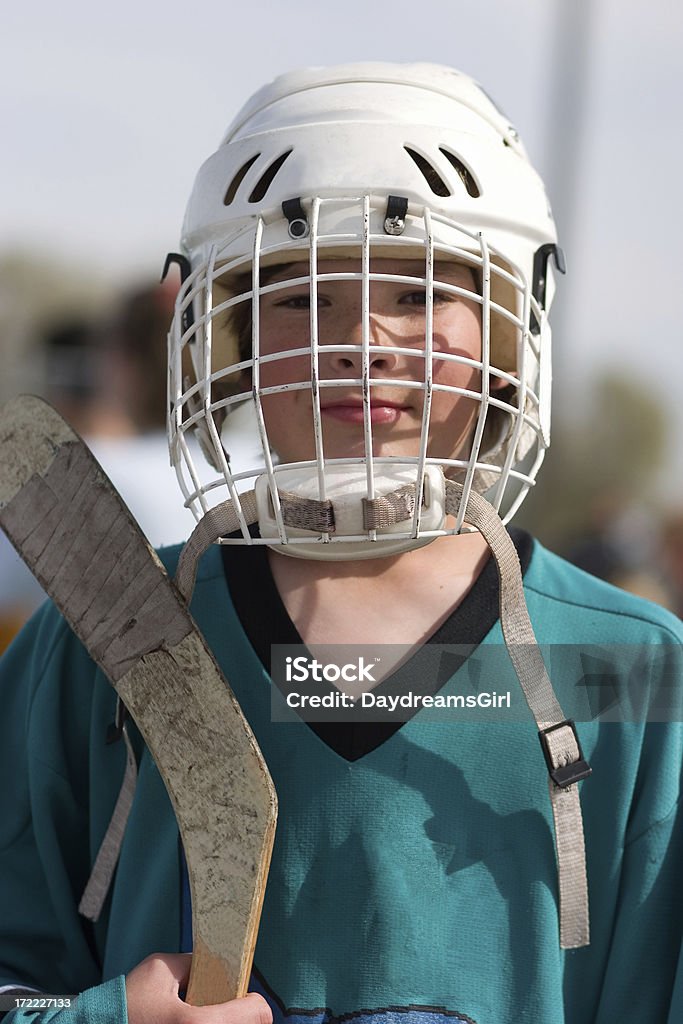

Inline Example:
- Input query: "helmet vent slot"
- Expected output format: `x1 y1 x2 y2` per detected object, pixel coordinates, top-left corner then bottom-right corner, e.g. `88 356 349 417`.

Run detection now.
248 150 293 203
439 148 481 198
403 147 450 198
223 154 260 206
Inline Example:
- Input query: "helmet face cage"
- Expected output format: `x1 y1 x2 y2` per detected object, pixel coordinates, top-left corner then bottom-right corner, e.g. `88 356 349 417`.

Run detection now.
167 63 558 552
169 197 549 548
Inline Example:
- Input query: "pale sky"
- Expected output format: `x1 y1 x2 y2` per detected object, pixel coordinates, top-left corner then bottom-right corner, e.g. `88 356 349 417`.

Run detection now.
1 0 553 269
2 0 682 486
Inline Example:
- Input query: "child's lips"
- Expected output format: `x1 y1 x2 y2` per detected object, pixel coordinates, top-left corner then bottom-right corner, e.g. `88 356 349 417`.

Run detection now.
321 402 410 424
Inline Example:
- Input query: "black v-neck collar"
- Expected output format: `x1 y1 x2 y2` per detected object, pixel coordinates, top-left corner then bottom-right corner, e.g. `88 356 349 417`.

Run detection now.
220 529 533 761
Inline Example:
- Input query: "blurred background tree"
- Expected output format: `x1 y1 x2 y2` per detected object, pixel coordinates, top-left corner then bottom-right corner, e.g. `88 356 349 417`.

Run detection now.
519 372 667 552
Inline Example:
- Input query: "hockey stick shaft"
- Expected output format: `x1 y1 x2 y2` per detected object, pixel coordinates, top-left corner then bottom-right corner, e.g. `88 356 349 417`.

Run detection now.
0 396 277 1005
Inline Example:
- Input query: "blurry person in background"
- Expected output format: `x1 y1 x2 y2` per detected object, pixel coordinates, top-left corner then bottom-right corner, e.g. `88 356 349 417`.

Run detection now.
88 273 261 546
0 319 105 653
101 275 176 434
0 280 196 651
42 321 114 435
84 275 200 548
0 274 264 651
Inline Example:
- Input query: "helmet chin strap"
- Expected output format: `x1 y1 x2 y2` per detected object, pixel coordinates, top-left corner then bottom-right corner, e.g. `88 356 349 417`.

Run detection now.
175 470 591 950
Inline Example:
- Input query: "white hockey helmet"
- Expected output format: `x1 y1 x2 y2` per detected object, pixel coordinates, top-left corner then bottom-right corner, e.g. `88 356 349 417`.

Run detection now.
167 62 564 559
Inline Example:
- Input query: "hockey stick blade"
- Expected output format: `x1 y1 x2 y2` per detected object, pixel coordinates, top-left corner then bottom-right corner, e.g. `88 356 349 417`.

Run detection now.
0 395 277 1006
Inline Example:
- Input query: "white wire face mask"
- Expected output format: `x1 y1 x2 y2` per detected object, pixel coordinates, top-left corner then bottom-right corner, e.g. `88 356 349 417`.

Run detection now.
169 197 556 559
167 62 563 559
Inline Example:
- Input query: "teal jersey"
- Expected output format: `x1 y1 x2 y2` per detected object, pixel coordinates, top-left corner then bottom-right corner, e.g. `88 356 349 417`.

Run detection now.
1 539 682 1024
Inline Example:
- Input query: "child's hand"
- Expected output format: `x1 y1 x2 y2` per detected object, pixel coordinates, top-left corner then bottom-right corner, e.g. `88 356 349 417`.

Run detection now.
125 953 273 1024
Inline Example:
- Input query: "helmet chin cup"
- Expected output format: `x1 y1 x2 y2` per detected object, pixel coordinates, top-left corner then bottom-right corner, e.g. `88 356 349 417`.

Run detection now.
254 464 447 561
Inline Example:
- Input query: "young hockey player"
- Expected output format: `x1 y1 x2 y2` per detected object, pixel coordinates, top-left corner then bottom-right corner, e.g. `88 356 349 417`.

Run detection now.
1 63 682 1024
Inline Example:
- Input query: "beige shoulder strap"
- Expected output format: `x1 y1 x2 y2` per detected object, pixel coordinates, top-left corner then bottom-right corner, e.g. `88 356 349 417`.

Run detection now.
445 480 590 948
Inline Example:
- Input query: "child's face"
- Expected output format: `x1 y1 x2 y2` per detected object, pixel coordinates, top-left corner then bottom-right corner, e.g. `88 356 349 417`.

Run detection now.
254 257 485 465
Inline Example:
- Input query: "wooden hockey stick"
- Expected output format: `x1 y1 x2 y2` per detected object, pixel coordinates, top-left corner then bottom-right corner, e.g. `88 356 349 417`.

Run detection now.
0 395 277 1006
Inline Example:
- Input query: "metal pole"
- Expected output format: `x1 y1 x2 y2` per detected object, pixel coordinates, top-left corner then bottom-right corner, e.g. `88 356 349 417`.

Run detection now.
544 0 597 384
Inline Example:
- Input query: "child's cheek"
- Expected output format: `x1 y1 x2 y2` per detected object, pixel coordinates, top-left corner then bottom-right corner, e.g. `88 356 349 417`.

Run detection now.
261 353 312 390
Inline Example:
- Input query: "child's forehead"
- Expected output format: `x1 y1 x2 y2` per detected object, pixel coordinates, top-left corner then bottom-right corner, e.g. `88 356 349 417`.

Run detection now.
265 256 475 283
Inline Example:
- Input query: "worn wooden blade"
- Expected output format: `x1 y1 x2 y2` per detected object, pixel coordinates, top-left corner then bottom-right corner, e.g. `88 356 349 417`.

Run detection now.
0 395 277 1006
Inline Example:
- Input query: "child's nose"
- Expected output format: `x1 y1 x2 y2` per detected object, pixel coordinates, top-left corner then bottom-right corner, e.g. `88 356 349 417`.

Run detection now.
318 313 401 375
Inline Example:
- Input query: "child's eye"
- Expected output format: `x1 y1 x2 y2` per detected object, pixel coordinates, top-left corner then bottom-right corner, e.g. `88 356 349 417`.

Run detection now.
275 294 310 309
274 294 330 310
398 290 453 307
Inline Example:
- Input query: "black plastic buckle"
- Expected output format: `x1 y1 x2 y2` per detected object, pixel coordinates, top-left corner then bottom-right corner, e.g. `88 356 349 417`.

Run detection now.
538 719 592 788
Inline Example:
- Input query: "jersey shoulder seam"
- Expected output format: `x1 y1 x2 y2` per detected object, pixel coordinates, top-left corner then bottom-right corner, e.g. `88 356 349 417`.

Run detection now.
523 580 683 644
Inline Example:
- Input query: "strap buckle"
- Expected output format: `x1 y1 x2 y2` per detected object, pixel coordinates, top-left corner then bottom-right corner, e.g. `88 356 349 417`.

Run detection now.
106 696 129 745
538 720 592 788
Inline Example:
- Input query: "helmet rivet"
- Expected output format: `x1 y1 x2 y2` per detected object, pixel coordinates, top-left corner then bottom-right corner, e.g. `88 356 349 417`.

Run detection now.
288 218 309 239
